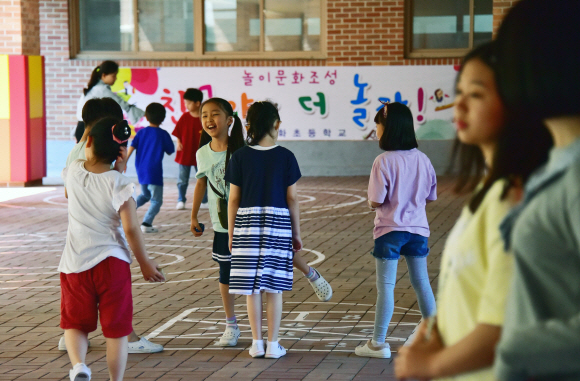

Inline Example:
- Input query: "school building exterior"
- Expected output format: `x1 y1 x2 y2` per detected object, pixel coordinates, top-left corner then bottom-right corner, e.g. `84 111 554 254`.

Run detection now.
0 0 519 183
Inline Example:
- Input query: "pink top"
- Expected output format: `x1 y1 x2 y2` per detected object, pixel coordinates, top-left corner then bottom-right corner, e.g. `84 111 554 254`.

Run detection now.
368 148 437 239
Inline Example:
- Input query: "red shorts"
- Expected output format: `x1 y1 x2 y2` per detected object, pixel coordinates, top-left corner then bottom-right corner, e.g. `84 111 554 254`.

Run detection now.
60 256 133 338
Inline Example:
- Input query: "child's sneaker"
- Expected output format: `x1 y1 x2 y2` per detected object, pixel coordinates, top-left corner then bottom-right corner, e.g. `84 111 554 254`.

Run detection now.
218 325 241 346
308 269 333 302
354 339 391 358
176 201 185 210
249 340 265 358
69 363 91 381
265 341 287 359
200 202 209 209
127 337 163 353
141 223 158 233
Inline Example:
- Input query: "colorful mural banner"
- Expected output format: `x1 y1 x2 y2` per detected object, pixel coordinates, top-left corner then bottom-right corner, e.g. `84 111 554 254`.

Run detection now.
114 66 459 141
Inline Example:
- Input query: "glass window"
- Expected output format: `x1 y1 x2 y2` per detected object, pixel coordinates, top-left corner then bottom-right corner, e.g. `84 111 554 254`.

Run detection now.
79 0 134 51
138 0 194 52
264 0 321 52
408 0 493 56
205 0 260 52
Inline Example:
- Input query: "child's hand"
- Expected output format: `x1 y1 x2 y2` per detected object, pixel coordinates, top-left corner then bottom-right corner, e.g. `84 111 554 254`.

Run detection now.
292 235 303 253
394 320 444 380
177 140 183 151
140 259 165 282
114 146 128 173
190 219 203 237
367 199 376 211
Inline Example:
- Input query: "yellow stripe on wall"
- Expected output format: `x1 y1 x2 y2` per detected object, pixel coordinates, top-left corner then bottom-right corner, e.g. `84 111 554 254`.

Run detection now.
0 55 9 119
28 55 43 119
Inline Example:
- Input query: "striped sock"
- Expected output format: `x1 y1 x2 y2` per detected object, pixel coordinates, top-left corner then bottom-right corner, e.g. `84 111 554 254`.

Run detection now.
305 267 320 281
226 316 237 327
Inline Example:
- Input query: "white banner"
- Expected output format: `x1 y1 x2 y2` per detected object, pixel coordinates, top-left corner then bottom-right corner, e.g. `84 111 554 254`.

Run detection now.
113 66 458 140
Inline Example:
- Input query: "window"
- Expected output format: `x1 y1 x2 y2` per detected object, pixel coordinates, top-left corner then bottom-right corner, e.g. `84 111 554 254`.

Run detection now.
70 0 326 60
404 0 493 58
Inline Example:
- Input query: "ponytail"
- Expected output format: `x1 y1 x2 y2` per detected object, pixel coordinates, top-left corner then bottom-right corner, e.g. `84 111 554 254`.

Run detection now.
245 100 280 146
84 60 119 95
89 117 131 164
198 98 245 163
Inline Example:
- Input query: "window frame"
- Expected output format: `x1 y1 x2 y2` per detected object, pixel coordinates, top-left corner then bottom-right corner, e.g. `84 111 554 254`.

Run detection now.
404 0 481 58
68 0 327 60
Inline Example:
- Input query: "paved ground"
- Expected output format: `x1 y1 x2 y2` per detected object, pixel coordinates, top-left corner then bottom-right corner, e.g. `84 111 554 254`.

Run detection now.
0 176 465 380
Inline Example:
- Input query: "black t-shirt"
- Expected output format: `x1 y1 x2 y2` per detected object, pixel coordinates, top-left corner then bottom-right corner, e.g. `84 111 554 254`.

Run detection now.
225 145 301 209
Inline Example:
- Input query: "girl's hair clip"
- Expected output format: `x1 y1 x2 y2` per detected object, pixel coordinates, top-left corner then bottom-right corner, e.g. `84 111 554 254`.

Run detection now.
233 111 238 117
112 122 130 144
96 67 100 72
379 100 390 118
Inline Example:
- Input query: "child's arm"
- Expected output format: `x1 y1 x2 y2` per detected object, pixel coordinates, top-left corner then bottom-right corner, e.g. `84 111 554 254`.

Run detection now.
119 198 165 282
227 184 241 252
176 138 183 151
190 177 208 237
287 183 302 252
395 321 501 379
126 146 135 161
114 146 128 173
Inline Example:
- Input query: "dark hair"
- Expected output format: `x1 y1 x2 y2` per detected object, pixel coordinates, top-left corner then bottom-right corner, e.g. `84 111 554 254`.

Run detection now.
82 97 123 128
199 98 245 164
449 41 552 213
495 0 580 121
245 101 280 146
184 88 203 103
84 61 119 96
373 102 418 151
89 118 131 164
145 102 166 126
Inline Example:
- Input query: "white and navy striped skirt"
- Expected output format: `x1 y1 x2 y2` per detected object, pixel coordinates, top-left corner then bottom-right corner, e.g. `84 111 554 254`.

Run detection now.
229 206 294 295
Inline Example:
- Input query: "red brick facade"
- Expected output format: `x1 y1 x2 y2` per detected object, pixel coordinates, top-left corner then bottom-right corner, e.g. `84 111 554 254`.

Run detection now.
32 0 518 139
0 0 40 55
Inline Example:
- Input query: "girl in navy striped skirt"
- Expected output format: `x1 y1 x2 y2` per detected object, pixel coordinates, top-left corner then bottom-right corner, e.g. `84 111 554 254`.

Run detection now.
225 101 301 359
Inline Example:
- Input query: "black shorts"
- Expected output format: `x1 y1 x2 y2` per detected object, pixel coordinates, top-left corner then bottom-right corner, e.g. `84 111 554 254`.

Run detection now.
213 232 232 284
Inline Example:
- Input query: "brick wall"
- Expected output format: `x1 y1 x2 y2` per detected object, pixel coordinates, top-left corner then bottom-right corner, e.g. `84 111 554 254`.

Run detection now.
40 0 515 140
0 0 40 54
493 0 520 38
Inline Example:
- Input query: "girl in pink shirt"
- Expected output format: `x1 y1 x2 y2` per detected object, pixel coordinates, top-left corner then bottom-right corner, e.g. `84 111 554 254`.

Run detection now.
355 102 437 359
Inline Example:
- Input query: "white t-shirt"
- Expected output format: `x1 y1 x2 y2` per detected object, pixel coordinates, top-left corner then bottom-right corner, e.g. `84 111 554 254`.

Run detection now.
59 160 136 274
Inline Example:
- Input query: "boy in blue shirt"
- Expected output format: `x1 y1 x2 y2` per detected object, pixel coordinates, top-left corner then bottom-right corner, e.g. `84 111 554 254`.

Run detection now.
127 103 175 233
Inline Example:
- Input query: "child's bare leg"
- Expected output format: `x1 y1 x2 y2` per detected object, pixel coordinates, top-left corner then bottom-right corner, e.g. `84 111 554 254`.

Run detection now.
64 329 89 366
106 336 128 381
266 292 283 342
128 330 140 342
220 283 236 318
292 254 310 275
247 293 263 340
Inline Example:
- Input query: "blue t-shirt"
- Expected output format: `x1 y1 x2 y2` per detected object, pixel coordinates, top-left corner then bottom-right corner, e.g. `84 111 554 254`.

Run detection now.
225 145 301 209
131 126 175 186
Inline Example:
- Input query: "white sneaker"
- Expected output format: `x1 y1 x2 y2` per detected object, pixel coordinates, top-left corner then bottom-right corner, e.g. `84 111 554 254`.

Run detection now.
308 270 333 302
199 202 209 209
127 337 164 353
69 363 91 381
249 341 265 358
218 325 241 346
59 336 90 351
354 339 391 358
176 201 185 210
140 225 158 233
265 341 287 359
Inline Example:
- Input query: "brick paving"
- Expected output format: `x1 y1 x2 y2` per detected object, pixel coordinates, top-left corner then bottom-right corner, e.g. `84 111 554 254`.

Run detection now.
0 176 465 380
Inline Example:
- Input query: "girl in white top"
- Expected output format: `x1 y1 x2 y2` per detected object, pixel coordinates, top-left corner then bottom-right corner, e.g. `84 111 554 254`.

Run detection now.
73 61 144 142
61 117 164 381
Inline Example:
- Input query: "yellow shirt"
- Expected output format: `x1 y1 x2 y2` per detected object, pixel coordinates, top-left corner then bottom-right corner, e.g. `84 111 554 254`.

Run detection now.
436 180 514 381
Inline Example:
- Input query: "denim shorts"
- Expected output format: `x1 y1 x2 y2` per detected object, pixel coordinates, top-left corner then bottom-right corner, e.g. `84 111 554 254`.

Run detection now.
372 231 429 260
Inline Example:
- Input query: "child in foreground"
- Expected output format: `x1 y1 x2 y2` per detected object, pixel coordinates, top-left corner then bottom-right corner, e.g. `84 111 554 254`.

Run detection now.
226 100 302 359
127 103 175 233
355 102 437 359
60 118 164 381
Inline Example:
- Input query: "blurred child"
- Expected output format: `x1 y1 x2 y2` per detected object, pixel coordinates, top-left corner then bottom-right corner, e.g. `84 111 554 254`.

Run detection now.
172 88 208 210
127 103 175 233
355 102 437 359
61 118 164 381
